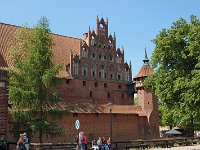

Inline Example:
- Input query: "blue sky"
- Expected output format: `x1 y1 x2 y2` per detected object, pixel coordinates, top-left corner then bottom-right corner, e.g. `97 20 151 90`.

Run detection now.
1 0 200 76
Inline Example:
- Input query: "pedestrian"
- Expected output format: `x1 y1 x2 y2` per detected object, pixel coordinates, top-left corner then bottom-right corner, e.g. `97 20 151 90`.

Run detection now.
92 138 99 150
107 137 111 150
23 132 29 150
79 132 86 150
97 137 102 150
82 134 87 150
17 134 26 150
102 137 106 150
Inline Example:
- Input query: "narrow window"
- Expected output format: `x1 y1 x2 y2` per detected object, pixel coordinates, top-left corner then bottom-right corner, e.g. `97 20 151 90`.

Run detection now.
93 71 95 77
84 70 87 76
95 82 98 87
122 94 124 99
90 91 93 97
104 83 107 88
118 75 121 80
99 72 101 78
108 93 110 98
110 74 113 79
83 81 86 86
118 85 122 89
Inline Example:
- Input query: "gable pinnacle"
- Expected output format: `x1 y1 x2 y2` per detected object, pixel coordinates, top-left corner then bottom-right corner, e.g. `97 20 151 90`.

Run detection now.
143 47 149 65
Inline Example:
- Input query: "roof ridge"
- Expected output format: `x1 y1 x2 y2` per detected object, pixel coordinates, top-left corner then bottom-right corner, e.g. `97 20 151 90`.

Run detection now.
0 22 80 40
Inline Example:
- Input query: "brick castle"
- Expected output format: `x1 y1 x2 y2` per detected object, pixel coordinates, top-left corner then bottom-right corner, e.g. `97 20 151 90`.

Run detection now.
0 17 159 143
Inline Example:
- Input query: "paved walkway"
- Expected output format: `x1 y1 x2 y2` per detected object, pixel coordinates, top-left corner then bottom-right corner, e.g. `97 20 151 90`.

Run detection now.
150 145 200 150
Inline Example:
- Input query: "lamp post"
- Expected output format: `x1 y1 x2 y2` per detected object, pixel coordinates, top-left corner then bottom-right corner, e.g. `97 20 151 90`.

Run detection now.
107 102 113 150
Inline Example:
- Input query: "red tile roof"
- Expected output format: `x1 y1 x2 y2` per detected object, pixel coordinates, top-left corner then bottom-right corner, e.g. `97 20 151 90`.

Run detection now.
0 23 81 77
48 102 146 116
134 64 154 79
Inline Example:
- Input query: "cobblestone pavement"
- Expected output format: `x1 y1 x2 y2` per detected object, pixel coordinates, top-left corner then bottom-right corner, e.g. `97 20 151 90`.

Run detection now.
150 145 200 150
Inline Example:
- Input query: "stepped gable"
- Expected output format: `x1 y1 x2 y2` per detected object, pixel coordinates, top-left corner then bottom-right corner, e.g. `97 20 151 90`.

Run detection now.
0 23 81 77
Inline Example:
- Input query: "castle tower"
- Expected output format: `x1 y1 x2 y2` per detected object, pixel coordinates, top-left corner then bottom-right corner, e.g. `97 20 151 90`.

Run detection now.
134 48 159 139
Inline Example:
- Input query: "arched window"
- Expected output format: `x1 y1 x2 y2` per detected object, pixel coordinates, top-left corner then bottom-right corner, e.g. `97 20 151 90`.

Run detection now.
91 50 96 59
125 69 130 82
100 64 106 79
91 65 97 78
116 54 122 63
109 65 114 80
82 64 88 77
82 47 88 58
109 54 114 62
73 62 79 75
91 36 95 46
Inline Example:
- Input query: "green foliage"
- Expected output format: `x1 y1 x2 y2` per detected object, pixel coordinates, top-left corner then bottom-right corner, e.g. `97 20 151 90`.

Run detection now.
145 15 200 130
8 17 65 142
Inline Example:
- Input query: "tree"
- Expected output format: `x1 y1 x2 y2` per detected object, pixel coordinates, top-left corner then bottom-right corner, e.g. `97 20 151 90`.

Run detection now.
8 17 65 142
145 15 200 133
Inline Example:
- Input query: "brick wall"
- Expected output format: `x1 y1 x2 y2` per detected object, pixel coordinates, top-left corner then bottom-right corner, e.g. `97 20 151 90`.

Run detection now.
55 79 133 105
29 113 143 143
0 85 8 134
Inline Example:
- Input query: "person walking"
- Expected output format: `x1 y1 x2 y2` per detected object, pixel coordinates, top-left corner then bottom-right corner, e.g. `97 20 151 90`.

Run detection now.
107 137 111 150
23 132 29 150
97 137 102 150
17 134 26 150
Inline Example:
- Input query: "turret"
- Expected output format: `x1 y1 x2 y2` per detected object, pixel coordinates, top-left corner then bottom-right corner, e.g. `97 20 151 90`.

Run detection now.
134 48 159 139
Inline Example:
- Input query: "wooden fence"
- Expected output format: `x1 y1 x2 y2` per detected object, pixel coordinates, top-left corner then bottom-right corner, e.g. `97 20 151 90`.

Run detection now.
5 137 200 150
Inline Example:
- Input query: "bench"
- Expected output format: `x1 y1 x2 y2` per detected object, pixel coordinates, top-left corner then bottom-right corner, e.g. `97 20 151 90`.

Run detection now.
125 143 150 149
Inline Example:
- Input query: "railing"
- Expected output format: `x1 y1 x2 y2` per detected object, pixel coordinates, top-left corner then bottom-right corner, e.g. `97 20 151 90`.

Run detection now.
114 137 200 150
6 137 200 150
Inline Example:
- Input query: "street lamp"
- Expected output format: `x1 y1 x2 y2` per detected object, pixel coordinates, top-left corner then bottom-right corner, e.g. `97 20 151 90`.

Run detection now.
107 102 113 150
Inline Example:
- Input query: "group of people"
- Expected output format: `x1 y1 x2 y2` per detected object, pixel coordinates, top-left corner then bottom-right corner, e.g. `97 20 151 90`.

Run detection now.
93 137 111 150
16 132 29 150
78 132 111 150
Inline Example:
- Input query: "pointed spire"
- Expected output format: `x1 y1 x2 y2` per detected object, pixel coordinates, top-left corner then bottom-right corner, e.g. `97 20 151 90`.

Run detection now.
96 15 99 22
89 26 91 32
106 17 108 25
143 47 149 65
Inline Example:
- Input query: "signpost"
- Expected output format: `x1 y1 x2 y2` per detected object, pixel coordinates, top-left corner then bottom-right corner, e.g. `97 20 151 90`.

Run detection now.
75 119 80 150
75 119 80 130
